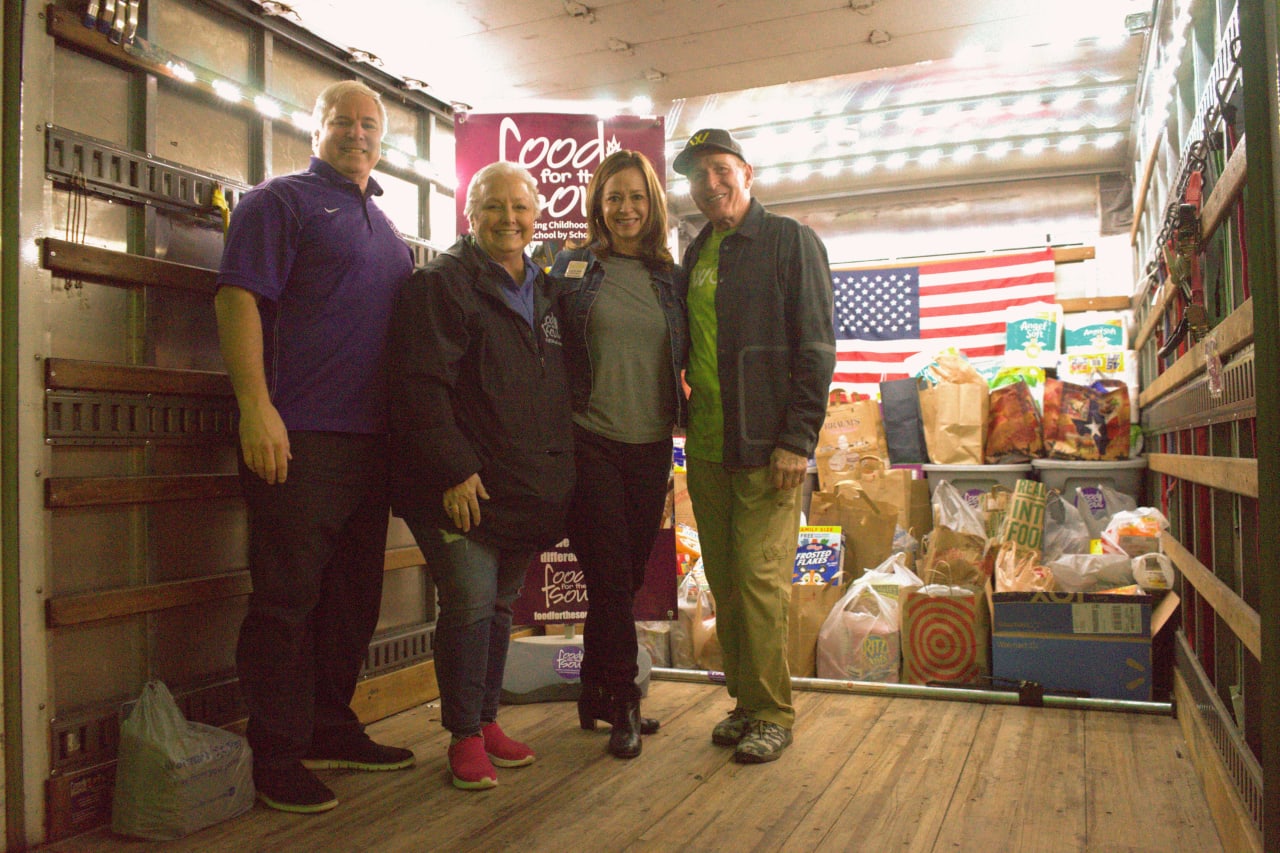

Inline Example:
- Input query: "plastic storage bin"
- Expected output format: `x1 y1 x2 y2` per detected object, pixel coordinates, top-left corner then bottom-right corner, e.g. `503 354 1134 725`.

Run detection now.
1030 457 1147 502
921 463 1034 507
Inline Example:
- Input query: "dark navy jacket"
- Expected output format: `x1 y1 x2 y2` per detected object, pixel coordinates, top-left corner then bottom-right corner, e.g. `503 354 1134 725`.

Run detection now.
388 235 574 551
550 246 689 430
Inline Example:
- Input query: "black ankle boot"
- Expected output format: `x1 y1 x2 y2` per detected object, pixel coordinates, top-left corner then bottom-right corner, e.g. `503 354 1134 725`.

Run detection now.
579 684 660 734
578 684 609 730
608 699 642 758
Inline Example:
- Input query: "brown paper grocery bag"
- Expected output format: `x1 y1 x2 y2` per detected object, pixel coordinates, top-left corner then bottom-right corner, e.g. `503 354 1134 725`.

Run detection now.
998 479 1048 554
900 584 990 685
815 400 889 492
838 457 932 538
919 528 988 587
833 487 897 575
919 380 989 464
787 583 845 677
807 490 841 527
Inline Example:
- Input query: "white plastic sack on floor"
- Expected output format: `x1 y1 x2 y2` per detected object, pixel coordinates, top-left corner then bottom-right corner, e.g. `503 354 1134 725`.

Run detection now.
112 680 254 840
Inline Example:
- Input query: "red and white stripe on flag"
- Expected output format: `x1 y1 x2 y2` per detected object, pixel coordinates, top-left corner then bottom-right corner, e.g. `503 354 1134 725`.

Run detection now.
830 247 1056 399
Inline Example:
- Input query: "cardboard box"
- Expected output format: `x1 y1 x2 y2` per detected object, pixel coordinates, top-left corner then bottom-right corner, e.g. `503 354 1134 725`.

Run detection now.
793 526 844 584
989 588 1178 701
671 468 696 529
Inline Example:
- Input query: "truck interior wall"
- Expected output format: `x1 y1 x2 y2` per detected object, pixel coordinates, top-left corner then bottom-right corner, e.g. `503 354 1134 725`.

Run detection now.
9 0 452 843
2 0 18 848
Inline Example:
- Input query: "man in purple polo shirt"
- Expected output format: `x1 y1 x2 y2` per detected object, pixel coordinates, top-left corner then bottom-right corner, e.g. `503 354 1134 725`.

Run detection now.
215 79 414 814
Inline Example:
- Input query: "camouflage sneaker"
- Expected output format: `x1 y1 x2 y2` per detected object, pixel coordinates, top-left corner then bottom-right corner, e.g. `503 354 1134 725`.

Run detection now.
733 720 792 763
711 708 753 746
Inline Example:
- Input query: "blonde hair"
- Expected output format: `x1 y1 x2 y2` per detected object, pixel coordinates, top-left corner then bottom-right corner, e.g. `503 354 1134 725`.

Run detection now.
311 80 387 148
464 161 542 221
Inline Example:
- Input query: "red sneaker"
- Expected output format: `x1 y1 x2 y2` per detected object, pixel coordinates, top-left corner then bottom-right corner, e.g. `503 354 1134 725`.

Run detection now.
447 735 497 790
481 722 535 768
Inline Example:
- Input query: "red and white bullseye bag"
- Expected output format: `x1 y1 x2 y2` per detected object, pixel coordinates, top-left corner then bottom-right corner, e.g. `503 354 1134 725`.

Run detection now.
900 583 990 686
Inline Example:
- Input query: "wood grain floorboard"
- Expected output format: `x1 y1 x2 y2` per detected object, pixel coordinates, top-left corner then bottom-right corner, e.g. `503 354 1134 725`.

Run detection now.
39 680 1225 853
934 705 1087 852
801 694 982 851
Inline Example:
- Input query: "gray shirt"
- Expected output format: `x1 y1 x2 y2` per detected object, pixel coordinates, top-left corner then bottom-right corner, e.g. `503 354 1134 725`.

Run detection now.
573 255 676 443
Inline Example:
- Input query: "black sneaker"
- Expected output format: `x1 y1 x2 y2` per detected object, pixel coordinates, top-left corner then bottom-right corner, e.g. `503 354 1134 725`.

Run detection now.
733 720 792 764
255 762 339 814
302 730 415 771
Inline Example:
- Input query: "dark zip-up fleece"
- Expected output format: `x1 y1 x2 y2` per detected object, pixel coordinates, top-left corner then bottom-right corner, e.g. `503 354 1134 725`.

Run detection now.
680 198 836 469
550 246 689 430
388 235 574 551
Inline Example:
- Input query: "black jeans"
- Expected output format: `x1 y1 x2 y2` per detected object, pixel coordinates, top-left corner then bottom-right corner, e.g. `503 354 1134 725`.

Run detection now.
566 425 672 700
236 431 390 770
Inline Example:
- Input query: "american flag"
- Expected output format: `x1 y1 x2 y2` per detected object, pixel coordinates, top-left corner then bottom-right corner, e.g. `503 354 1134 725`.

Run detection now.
831 248 1056 397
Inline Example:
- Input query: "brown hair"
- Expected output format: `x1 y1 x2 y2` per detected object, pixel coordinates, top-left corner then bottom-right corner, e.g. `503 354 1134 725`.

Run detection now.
585 150 672 267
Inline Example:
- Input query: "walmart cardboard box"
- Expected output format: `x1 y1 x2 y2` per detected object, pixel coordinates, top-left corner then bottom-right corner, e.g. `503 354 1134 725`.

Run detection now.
989 588 1179 701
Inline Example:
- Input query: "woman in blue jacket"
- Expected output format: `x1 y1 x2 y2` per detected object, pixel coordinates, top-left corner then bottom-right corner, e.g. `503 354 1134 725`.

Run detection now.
551 150 687 758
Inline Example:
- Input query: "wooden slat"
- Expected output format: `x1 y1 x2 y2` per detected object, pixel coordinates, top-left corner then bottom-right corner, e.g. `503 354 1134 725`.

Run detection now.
1201 138 1248 242
920 704 1084 850
1162 533 1260 660
46 5 187 86
45 571 251 627
1132 282 1177 354
40 237 218 294
383 545 425 572
1059 295 1130 313
1052 245 1095 264
44 358 231 396
1148 453 1258 498
1140 297 1254 407
1174 671 1265 853
1130 132 1163 246
46 545 432 628
352 659 439 725
44 473 241 507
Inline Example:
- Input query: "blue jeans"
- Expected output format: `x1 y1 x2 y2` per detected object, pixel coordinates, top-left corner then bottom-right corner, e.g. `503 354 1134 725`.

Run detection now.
406 522 532 737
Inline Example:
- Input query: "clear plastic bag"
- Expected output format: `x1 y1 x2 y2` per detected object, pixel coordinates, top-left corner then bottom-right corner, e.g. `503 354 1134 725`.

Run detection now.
1042 490 1092 561
672 563 720 670
1073 483 1138 542
1101 507 1169 557
111 681 254 840
931 480 987 538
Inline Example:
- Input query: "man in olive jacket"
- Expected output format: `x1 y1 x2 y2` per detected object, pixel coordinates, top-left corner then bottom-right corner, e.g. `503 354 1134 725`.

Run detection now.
675 128 835 764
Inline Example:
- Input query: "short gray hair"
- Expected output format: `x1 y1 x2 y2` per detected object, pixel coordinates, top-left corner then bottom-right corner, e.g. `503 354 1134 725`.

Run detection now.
464 161 542 221
311 80 388 138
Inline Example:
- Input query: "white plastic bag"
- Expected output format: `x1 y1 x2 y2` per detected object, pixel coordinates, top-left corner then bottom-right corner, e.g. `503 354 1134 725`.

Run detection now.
816 580 902 682
1047 552 1134 592
1101 507 1169 557
111 681 254 840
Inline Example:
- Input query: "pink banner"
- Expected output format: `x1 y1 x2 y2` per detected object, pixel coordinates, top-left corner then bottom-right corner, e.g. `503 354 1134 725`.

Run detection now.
454 113 666 247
